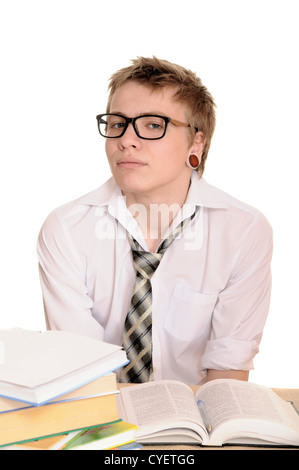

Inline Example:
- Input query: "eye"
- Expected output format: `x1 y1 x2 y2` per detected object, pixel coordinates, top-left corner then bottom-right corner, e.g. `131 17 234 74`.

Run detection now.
109 119 125 129
141 117 166 130
148 122 163 130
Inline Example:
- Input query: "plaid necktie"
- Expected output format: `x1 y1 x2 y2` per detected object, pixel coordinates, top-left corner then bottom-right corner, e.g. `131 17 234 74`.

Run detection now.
119 208 198 383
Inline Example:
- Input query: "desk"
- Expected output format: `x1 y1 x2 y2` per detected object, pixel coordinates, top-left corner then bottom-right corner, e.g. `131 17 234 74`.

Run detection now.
118 385 299 450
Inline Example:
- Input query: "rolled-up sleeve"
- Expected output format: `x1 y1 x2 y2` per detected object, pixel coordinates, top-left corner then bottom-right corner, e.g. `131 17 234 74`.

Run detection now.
200 211 273 373
37 210 105 340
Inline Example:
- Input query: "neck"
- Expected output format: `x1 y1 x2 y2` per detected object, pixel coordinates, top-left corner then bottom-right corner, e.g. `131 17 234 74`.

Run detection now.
123 177 191 251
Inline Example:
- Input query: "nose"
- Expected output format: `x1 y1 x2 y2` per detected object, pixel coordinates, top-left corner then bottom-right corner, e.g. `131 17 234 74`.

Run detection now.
118 122 141 149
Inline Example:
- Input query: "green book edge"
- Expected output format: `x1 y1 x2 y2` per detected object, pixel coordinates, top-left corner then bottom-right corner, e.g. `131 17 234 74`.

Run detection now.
0 419 122 448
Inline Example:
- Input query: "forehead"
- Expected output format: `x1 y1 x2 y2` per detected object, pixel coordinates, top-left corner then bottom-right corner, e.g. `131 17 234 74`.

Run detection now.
109 81 188 118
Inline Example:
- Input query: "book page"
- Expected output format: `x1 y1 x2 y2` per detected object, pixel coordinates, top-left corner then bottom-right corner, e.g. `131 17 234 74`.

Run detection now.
196 379 284 430
120 381 203 426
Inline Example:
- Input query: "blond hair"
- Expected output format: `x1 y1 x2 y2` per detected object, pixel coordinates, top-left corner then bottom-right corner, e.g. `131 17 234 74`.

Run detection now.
106 56 216 174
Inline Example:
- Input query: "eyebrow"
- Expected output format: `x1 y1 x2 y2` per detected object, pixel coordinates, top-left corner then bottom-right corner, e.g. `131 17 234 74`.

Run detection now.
109 111 168 117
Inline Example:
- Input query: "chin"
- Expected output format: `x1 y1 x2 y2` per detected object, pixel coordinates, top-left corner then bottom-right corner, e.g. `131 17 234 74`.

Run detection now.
113 173 149 195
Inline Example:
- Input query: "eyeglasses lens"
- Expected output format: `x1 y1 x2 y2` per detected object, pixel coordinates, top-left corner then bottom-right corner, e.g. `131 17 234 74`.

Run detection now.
99 115 167 139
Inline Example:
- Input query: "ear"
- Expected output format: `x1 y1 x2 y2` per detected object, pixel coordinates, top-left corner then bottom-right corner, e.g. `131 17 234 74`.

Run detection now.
189 131 206 159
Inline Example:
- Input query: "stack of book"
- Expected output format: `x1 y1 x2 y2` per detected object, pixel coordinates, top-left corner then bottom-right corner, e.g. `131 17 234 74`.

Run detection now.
0 328 138 450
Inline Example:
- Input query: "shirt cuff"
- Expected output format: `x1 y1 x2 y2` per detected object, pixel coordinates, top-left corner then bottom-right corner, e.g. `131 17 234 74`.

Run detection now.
200 338 259 374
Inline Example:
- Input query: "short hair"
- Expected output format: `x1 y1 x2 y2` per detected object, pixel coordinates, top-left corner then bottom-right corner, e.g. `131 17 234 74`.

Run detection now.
106 56 216 174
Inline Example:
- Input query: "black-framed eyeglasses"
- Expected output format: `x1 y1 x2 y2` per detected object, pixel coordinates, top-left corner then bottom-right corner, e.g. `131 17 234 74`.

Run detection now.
96 113 191 140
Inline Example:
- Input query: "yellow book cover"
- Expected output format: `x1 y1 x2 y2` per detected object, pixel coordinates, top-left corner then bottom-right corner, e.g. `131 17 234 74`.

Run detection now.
0 430 82 450
0 393 119 446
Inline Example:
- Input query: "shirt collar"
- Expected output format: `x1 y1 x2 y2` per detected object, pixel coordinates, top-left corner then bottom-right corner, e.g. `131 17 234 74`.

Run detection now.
75 173 228 210
187 172 229 209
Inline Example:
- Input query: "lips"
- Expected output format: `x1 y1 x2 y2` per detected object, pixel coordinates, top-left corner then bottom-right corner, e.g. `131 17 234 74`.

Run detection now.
117 157 147 168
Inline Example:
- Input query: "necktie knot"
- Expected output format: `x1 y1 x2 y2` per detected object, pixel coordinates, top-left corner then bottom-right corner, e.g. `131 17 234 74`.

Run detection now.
132 251 163 280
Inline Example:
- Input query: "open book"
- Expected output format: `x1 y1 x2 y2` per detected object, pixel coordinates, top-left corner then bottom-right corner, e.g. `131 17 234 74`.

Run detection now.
118 379 299 447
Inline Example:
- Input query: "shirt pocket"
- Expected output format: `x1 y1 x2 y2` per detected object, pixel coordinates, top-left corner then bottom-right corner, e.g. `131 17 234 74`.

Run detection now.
164 284 218 342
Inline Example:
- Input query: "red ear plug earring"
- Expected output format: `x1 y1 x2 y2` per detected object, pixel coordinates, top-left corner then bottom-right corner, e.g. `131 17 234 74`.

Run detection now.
188 154 200 169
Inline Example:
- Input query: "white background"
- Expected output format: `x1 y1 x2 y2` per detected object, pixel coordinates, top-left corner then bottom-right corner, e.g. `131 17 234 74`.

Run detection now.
0 0 298 387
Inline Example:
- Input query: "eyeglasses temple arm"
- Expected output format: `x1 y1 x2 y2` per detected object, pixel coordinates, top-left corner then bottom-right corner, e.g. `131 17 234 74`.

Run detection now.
170 118 190 128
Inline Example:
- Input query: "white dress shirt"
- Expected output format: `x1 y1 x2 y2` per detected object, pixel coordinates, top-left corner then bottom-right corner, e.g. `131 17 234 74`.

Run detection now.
37 172 273 384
